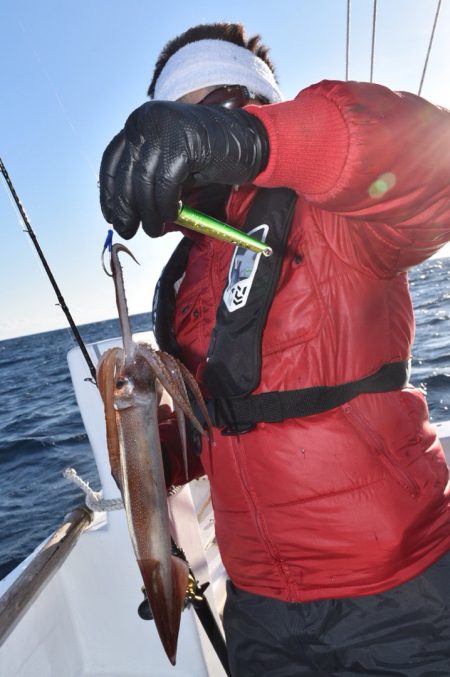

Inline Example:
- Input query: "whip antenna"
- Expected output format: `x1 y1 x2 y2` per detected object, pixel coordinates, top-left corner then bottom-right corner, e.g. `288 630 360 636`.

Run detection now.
418 0 442 96
0 156 97 382
345 0 351 80
369 0 377 82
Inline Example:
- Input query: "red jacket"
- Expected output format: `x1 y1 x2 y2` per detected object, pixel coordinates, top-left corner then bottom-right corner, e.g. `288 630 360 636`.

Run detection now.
164 80 450 602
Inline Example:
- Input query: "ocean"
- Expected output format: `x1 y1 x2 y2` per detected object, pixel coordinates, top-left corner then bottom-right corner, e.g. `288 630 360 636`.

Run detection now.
1 258 450 580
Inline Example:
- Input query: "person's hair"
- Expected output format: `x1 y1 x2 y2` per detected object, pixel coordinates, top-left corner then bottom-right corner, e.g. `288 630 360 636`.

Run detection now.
147 22 278 98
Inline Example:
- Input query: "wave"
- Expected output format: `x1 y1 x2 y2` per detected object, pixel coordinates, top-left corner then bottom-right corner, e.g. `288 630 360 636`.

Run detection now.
416 372 450 392
0 432 88 461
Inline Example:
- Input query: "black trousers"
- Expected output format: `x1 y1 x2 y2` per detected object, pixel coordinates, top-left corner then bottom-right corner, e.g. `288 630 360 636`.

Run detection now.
223 552 450 676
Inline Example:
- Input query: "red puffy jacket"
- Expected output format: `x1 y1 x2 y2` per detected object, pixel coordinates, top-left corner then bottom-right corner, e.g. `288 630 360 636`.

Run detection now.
164 80 450 602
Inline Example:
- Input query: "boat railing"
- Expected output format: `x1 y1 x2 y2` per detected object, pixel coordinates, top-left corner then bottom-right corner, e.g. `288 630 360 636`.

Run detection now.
0 505 92 647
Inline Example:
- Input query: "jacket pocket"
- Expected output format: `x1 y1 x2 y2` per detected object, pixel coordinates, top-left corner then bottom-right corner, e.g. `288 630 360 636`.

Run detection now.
263 253 326 355
342 401 420 497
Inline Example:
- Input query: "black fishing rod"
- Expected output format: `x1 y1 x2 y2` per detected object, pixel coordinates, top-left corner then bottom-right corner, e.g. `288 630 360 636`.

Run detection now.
0 156 97 382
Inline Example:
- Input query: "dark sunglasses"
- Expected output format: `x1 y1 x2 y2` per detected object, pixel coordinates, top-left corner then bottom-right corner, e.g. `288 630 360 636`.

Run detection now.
198 85 268 109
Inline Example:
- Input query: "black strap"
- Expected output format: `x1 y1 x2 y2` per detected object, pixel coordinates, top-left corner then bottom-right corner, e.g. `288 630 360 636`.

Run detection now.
152 236 194 358
203 187 297 397
205 360 410 433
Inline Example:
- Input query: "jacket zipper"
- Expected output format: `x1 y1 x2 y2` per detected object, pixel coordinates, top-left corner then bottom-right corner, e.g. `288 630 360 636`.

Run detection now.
230 435 295 592
230 435 276 555
342 402 420 498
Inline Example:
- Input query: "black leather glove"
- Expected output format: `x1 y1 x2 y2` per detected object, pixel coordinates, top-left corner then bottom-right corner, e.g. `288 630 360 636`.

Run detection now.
99 101 269 238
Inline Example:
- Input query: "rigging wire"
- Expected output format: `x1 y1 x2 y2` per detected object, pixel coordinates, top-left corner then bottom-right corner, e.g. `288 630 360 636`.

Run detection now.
418 0 442 96
345 0 351 80
0 157 97 382
369 0 378 82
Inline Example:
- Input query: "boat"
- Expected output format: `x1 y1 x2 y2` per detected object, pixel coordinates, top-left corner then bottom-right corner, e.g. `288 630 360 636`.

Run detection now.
0 331 231 677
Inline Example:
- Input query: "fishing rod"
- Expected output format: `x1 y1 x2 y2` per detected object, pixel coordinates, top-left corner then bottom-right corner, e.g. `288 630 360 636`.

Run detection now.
0 156 97 382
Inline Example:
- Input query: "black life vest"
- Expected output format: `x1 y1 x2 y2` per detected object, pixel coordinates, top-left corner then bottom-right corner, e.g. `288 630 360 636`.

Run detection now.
152 188 409 434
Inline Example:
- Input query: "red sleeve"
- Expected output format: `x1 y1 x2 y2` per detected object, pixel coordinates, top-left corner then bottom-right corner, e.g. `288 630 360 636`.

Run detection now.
158 405 205 488
247 80 450 270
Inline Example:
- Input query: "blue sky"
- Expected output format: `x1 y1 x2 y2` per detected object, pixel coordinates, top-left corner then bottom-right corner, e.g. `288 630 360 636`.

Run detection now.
0 0 449 340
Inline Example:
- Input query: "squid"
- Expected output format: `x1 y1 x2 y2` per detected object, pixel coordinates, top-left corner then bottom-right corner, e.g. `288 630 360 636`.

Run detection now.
96 243 212 665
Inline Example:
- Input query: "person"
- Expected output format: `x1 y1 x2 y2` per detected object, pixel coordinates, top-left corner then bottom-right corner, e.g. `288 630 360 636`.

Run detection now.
99 22 450 676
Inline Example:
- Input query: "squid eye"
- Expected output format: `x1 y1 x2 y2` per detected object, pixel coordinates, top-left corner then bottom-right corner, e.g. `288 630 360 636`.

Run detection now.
116 377 128 388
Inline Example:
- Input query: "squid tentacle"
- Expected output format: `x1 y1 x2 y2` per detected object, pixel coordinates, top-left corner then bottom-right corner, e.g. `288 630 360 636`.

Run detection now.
156 351 191 480
137 344 204 434
175 358 214 445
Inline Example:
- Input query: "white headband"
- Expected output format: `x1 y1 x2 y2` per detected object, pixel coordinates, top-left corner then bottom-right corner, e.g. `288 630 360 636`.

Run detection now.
153 39 283 103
